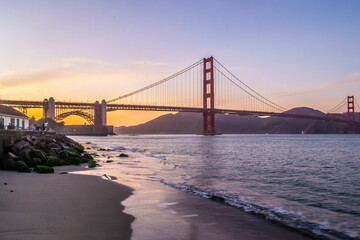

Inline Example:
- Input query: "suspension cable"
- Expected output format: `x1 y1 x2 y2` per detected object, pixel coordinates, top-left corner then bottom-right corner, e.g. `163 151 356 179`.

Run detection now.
327 97 347 113
108 59 203 103
214 66 285 112
213 57 287 111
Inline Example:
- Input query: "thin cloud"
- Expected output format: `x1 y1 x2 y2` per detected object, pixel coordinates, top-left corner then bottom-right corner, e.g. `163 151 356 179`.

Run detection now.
281 73 360 97
133 60 167 66
62 58 118 67
0 68 72 89
0 57 120 89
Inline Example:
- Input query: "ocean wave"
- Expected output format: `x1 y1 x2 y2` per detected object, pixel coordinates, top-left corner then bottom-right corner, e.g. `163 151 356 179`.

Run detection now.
161 181 360 240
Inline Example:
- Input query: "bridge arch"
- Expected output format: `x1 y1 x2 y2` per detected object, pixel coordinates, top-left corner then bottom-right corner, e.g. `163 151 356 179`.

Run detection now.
56 111 94 124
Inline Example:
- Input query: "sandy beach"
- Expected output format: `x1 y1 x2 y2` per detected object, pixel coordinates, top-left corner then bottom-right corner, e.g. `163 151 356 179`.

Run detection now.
0 164 318 240
0 166 134 240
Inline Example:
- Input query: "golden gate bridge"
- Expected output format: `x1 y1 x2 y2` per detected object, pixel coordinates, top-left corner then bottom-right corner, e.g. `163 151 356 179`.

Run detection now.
0 57 359 134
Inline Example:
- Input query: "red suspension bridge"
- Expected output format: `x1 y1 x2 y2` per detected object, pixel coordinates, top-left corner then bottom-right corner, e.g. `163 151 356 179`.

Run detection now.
0 57 359 134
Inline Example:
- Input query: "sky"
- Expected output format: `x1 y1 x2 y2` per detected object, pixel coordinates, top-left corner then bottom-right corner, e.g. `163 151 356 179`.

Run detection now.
0 0 359 126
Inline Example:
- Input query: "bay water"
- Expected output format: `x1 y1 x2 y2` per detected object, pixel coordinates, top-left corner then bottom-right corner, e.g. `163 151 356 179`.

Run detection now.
71 134 360 240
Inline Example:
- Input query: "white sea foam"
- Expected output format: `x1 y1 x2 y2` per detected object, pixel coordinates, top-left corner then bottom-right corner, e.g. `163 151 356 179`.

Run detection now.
181 214 199 218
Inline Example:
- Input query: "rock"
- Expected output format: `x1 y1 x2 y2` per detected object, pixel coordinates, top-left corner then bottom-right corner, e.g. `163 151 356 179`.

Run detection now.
209 195 225 203
19 149 33 163
3 137 16 150
11 141 30 154
47 149 58 157
32 158 42 166
68 150 80 157
45 156 65 166
58 150 69 158
106 160 113 163
87 159 96 168
1 153 17 170
24 135 33 143
83 153 93 160
49 142 62 151
35 141 47 149
99 148 107 151
73 144 84 153
32 140 40 147
119 153 129 157
34 165 54 174
31 149 46 161
64 157 80 165
58 142 68 150
7 152 21 161
16 161 31 173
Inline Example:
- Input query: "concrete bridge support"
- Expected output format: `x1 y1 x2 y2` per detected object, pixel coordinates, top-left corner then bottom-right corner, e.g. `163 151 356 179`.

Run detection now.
94 100 107 126
101 100 107 126
43 97 55 120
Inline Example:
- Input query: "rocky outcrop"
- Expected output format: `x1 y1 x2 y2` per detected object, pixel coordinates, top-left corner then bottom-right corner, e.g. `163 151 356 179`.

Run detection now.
0 134 96 173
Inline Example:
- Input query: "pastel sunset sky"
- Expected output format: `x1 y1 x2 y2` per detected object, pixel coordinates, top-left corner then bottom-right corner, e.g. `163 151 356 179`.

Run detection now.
1 0 359 126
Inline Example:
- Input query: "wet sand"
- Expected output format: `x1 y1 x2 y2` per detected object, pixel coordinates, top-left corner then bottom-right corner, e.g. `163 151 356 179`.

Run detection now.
0 166 134 240
124 182 317 240
0 160 318 240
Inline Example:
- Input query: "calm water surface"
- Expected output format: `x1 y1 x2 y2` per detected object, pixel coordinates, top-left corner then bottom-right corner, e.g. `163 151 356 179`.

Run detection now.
71 134 360 240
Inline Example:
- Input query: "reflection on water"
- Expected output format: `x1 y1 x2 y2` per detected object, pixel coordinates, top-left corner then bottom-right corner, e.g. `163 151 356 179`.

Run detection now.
71 134 360 240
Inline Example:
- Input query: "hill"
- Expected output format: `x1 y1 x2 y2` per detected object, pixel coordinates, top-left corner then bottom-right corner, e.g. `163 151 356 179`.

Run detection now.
114 107 359 134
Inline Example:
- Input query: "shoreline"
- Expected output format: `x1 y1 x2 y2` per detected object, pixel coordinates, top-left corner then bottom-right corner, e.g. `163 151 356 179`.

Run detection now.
70 140 320 240
0 137 330 240
0 166 134 240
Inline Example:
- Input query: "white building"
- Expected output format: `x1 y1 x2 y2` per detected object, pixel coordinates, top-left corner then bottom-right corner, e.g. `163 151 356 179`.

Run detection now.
0 105 30 130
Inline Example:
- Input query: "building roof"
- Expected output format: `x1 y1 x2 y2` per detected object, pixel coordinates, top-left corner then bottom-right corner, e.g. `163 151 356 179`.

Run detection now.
0 105 29 118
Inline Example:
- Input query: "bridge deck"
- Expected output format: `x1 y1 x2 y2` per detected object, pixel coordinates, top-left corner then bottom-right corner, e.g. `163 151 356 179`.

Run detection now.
0 100 357 125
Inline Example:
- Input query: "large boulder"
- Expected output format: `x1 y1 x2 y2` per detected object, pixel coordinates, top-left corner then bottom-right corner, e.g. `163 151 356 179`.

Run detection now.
49 142 62 151
16 161 31 173
58 150 69 158
7 152 21 161
11 141 30 155
34 140 47 149
3 137 16 150
34 165 54 174
73 144 84 153
64 157 80 165
0 153 18 170
83 153 93 160
23 135 33 144
32 158 42 166
25 156 42 167
31 149 46 161
45 156 66 166
87 159 97 168
18 149 33 163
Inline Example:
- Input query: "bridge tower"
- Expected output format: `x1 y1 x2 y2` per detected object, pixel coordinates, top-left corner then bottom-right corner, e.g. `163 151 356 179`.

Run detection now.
101 99 107 126
202 57 216 135
42 97 55 120
347 96 356 134
94 100 107 126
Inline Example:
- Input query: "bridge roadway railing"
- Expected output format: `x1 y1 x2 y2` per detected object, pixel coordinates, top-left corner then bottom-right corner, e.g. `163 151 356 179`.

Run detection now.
106 104 357 125
1 100 357 125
